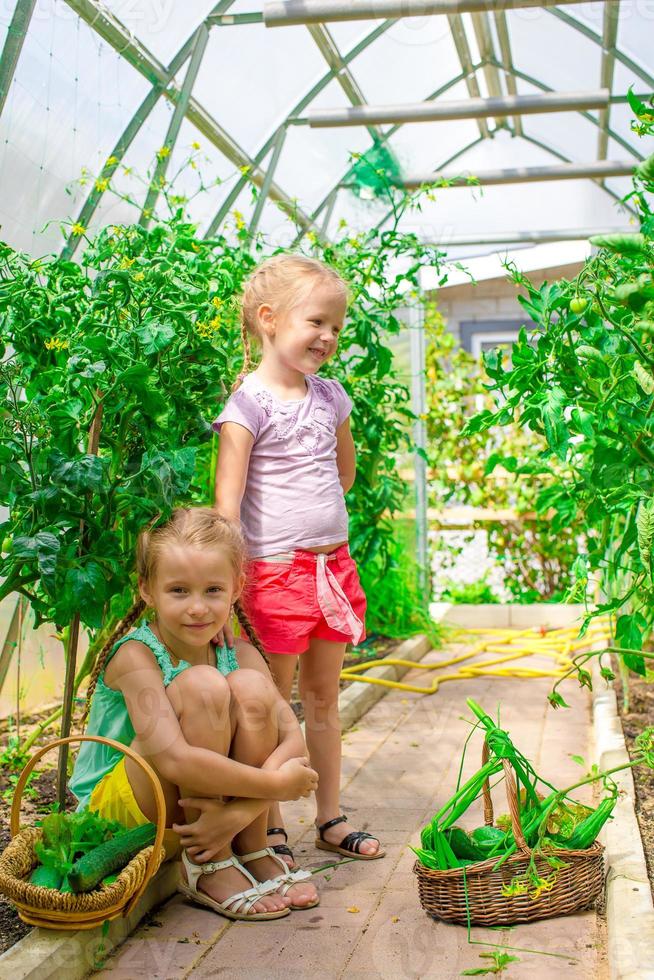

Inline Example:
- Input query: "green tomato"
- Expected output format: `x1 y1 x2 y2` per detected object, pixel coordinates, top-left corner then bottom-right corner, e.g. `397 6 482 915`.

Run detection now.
570 297 588 314
1 536 12 554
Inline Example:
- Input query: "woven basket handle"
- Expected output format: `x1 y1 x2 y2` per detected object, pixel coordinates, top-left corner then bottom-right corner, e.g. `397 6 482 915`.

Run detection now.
10 734 167 916
481 738 529 855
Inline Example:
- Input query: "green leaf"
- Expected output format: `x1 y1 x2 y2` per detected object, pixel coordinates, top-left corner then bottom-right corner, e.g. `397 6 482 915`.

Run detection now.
63 562 108 627
50 454 108 495
540 386 569 459
134 320 176 354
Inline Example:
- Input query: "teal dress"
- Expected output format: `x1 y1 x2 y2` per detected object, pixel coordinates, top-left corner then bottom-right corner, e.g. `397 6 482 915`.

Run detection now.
69 622 239 808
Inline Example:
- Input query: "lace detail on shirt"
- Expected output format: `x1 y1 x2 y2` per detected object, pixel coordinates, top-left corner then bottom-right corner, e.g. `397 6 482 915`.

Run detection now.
252 388 274 417
310 376 335 403
248 376 339 454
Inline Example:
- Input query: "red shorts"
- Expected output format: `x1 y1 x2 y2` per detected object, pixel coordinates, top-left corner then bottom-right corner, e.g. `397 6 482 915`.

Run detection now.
242 544 367 655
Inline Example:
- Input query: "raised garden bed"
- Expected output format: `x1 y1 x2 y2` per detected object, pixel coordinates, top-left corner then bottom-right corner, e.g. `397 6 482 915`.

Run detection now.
615 671 654 900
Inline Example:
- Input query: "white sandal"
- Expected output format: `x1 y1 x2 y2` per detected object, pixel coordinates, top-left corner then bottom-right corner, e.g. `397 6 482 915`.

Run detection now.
238 847 320 910
178 849 290 921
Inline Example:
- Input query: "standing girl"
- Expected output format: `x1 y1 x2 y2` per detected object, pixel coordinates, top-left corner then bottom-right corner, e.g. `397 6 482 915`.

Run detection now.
70 507 319 920
213 255 384 865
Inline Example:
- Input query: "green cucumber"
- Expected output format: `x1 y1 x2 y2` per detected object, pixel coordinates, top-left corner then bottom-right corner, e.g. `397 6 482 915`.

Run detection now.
68 823 156 893
29 865 64 890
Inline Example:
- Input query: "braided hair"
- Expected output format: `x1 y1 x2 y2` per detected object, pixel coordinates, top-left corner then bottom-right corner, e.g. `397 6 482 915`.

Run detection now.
81 597 146 726
82 508 270 726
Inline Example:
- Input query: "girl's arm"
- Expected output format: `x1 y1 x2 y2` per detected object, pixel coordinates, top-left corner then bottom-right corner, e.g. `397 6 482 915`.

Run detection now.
214 421 254 520
235 640 306 766
109 641 314 801
336 417 356 494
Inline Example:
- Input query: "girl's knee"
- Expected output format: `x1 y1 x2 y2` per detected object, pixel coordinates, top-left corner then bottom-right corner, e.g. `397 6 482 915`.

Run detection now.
168 665 230 715
228 667 275 703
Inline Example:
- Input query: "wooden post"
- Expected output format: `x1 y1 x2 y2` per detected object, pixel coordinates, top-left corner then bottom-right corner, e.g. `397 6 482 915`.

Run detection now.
56 397 104 807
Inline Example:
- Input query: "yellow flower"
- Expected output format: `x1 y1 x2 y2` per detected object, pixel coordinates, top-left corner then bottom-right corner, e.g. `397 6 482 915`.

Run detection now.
133 271 145 281
94 178 109 192
119 308 129 320
212 296 223 309
191 242 200 252
123 166 133 175
190 160 197 170
156 146 170 160
71 222 86 236
191 141 201 150
119 257 135 269
44 337 69 351
106 155 119 166
233 210 245 231
239 165 250 176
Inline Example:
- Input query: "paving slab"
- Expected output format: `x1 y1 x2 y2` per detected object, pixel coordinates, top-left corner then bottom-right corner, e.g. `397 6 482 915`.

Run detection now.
94 634 608 980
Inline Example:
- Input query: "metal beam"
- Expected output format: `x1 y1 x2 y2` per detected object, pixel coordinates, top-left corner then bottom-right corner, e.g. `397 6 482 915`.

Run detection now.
139 23 210 227
203 17 395 239
493 9 522 136
430 228 633 246
248 125 287 235
598 1 621 162
470 11 505 127
64 0 315 233
264 0 595 27
402 160 635 188
447 14 489 139
305 90 610 127
294 67 481 244
307 23 381 142
60 12 215 259
0 0 37 117
499 62 643 162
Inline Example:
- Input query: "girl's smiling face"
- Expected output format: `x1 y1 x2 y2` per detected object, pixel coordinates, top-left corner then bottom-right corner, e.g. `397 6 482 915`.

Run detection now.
139 544 243 659
259 279 347 376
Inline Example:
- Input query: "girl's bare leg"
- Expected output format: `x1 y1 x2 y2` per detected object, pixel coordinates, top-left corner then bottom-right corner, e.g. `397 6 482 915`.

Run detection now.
127 664 287 913
300 638 380 855
229 667 318 908
264 652 299 868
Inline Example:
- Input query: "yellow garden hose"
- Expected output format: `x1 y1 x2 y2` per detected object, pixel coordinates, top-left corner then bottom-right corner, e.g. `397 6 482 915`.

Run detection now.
340 619 611 695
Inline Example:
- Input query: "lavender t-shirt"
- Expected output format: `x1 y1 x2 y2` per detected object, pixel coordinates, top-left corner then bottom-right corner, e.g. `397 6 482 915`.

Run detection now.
212 373 353 558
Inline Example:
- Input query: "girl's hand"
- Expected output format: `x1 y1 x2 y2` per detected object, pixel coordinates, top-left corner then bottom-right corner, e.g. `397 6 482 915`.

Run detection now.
211 620 235 650
277 757 319 801
172 798 243 863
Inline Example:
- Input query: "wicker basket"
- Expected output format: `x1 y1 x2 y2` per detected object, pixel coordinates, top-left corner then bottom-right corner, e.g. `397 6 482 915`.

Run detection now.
413 741 605 926
0 735 167 929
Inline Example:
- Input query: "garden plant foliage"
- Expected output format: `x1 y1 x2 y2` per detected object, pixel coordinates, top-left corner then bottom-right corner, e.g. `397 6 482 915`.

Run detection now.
464 92 654 669
424 305 578 602
0 155 449 713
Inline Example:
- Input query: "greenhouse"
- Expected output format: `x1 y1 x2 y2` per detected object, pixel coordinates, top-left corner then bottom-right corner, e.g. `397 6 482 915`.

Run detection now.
0 1 653 977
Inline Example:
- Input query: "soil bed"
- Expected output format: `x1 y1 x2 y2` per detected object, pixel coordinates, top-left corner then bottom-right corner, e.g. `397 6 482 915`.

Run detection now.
615 670 654 899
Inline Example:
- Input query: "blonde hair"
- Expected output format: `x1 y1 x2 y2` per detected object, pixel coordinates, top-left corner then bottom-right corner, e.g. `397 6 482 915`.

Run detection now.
82 508 267 724
234 254 348 389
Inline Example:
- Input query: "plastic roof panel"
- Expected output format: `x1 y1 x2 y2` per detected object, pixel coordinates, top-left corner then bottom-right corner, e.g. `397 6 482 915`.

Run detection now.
1 1 652 260
347 18 462 106
100 1 217 65
190 24 326 154
507 9 602 94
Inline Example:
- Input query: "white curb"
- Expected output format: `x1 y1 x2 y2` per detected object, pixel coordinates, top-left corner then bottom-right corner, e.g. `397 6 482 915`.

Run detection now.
592 665 654 980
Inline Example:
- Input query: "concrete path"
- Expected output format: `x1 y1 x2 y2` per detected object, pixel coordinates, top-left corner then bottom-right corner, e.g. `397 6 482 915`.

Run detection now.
95 638 608 980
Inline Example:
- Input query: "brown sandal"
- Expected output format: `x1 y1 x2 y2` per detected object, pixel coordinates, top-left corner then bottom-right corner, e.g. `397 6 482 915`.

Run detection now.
315 815 385 860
